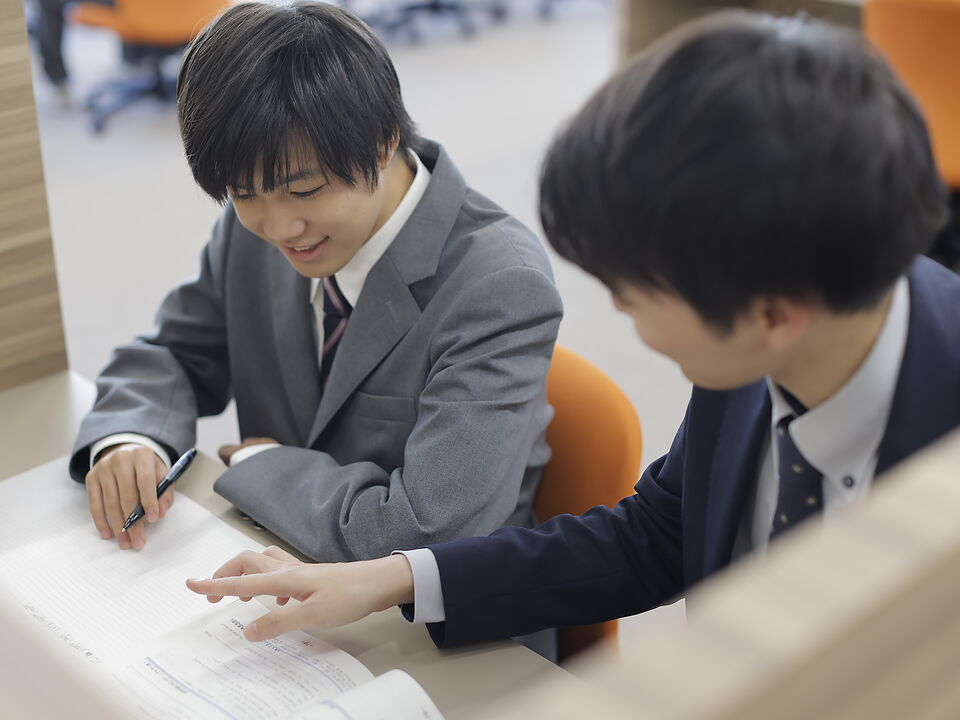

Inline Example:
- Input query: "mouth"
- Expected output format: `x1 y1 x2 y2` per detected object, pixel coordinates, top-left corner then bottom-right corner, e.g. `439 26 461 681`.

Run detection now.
283 236 329 262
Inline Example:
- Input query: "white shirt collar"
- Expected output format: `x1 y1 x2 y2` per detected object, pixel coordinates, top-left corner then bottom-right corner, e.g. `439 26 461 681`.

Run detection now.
766 276 910 482
310 151 431 308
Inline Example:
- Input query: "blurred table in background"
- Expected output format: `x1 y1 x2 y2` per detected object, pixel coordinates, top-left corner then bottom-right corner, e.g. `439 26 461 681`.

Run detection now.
618 0 863 59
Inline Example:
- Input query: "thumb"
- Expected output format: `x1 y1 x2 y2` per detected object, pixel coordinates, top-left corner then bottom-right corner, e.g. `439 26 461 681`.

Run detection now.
244 601 317 641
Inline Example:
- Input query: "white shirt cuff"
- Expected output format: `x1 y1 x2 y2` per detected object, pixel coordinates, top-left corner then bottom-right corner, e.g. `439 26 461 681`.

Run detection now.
229 443 281 467
90 433 173 470
393 549 446 624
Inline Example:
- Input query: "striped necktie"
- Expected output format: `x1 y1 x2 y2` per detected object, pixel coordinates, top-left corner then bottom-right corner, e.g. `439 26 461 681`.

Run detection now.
320 276 351 385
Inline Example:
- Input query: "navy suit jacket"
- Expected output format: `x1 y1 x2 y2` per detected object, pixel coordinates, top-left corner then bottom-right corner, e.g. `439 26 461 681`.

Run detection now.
424 257 960 647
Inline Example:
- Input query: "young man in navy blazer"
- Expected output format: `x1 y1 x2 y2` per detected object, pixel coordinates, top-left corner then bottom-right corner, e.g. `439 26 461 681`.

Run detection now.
186 11 960 646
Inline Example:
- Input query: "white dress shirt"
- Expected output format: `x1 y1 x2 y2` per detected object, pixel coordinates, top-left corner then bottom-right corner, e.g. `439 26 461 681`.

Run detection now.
746 276 910 554
91 152 431 470
400 276 911 625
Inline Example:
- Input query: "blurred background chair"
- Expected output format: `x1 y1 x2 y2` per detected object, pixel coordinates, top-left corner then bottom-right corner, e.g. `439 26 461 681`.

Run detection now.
536 345 643 663
373 1 478 38
345 0 508 41
69 0 229 132
538 0 610 20
864 0 960 271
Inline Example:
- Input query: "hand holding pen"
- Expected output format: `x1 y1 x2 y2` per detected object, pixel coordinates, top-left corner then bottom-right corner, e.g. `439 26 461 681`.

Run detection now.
87 444 170 550
121 447 198 534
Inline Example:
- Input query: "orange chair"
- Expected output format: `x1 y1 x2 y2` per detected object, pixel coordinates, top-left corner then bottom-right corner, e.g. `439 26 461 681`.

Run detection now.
70 0 229 132
536 346 643 663
864 0 960 188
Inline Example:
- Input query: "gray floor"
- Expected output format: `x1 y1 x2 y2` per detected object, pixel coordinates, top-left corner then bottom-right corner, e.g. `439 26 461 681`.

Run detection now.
31 0 689 640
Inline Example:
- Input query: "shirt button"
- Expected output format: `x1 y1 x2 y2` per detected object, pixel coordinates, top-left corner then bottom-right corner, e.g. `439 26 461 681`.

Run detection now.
843 475 855 488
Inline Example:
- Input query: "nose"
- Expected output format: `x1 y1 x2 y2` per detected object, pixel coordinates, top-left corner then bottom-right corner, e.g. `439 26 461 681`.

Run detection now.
262 208 307 245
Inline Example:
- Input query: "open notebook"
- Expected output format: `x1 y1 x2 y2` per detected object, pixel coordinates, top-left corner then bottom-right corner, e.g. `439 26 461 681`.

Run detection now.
0 456 443 720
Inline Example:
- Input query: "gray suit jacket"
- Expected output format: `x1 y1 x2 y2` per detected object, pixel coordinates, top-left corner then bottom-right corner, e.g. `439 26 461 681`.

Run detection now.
70 141 563 562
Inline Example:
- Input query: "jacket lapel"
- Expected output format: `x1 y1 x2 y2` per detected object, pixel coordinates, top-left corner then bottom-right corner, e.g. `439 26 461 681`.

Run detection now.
702 383 770 576
268 257 321 444
306 140 467 445
876 260 960 475
307 259 421 444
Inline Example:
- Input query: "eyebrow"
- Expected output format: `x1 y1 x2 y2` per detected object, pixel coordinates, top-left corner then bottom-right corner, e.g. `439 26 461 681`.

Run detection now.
279 169 326 185
230 168 326 194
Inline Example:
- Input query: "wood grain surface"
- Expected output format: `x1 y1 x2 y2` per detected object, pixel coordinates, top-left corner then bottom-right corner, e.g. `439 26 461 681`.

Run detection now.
0 0 67 392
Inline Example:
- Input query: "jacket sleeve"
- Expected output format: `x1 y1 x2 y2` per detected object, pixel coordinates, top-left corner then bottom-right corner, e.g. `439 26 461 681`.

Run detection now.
420 408 688 647
213 264 563 562
69 209 236 481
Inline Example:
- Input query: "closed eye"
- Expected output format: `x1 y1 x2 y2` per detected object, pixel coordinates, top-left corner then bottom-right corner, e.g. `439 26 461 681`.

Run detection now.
292 185 327 198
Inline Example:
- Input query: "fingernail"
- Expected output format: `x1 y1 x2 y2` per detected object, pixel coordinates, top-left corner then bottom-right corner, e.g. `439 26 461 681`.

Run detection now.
147 510 159 523
244 622 259 641
100 529 112 539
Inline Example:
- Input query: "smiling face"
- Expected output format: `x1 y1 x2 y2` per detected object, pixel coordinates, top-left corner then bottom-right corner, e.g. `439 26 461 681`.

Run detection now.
178 2 422 279
229 153 392 279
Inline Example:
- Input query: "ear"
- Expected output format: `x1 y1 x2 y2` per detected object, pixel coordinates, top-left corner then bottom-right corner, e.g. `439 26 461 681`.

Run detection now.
755 295 813 350
380 135 401 171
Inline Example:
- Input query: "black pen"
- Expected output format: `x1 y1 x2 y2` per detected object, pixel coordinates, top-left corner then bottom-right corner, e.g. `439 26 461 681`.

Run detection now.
121 447 198 532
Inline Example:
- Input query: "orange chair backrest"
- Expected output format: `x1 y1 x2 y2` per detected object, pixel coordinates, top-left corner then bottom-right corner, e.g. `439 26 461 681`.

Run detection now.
864 0 960 187
536 346 643 661
73 0 230 46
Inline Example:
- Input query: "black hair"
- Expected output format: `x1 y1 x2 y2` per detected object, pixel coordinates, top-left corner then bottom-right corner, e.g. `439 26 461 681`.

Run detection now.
177 1 419 202
540 11 948 331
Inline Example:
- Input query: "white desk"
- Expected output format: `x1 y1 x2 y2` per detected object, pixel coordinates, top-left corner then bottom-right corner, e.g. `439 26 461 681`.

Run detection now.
0 373 567 719
0 370 96 481
176 452 564 720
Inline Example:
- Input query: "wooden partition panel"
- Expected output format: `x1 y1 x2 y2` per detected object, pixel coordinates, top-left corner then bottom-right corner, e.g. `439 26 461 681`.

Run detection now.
0 0 67 391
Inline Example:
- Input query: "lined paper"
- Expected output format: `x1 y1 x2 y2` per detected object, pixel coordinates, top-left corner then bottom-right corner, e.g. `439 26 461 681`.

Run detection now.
0 455 265 664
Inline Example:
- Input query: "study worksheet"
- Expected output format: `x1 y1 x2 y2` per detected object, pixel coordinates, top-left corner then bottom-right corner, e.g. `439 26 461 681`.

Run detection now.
0 455 444 720
115 601 443 720
0 456 266 665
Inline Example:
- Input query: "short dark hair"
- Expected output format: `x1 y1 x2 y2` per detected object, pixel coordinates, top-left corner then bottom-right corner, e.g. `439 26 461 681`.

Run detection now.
177 1 419 202
540 11 948 331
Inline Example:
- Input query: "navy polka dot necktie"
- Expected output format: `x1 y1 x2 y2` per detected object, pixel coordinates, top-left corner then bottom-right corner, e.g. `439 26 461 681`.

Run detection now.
770 389 823 540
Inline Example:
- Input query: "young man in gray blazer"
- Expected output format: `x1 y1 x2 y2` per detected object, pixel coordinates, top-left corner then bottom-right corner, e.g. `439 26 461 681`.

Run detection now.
69 2 563 562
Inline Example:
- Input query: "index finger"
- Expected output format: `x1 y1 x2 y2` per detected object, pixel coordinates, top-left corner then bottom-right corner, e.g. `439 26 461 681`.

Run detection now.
134 453 162 523
186 570 300 601
188 550 286 603
213 549 286 580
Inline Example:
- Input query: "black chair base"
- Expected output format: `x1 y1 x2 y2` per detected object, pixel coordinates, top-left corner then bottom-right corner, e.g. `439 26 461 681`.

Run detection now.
86 47 181 133
358 2 508 41
539 0 610 20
